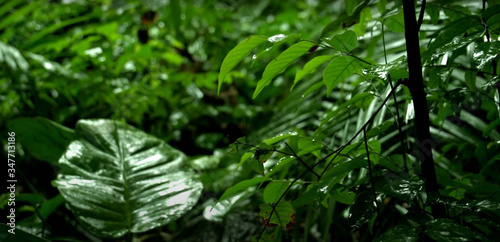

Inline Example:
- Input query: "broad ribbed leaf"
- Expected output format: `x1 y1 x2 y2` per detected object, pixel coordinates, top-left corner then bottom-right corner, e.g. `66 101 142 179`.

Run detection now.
54 120 202 238
323 56 362 96
422 16 482 62
429 32 482 61
253 41 316 98
218 35 268 94
7 117 75 163
328 30 357 52
293 55 334 89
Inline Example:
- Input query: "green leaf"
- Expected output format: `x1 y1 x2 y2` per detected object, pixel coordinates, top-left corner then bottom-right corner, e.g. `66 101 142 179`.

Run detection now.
331 188 356 205
0 223 50 242
262 131 299 145
7 117 75 164
425 219 485 241
349 190 377 229
374 224 418 242
322 157 366 180
259 201 295 227
428 32 483 61
366 121 394 139
426 3 440 25
264 181 289 203
465 70 476 92
37 195 64 221
323 56 362 96
293 55 334 89
253 41 316 98
384 11 405 33
328 30 358 52
54 120 202 238
219 177 268 201
473 42 500 69
345 0 361 16
422 16 482 62
248 158 265 175
218 35 268 94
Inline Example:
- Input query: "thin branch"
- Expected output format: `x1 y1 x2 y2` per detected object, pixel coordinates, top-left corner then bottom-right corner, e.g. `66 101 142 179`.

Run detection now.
363 127 380 216
417 0 426 31
285 142 320 179
318 81 402 178
256 82 402 241
388 74 409 172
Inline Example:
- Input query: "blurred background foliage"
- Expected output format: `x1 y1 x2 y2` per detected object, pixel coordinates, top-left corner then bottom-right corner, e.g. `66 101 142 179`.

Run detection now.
1 0 500 241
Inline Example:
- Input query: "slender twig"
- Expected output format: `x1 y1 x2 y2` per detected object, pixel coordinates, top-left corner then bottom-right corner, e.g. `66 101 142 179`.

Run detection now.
318 81 402 178
363 127 380 216
234 140 294 157
417 0 427 31
382 22 409 172
285 142 320 179
388 75 409 172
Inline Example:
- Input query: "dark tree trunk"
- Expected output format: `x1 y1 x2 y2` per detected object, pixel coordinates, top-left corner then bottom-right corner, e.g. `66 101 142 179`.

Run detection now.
401 0 446 217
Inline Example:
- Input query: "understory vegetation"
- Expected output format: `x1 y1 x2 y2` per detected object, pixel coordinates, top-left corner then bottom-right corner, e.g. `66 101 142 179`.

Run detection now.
1 0 500 241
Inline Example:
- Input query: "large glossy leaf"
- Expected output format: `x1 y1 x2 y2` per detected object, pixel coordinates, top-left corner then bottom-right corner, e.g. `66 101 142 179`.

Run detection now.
422 16 482 62
253 41 316 98
7 117 75 164
425 219 485 241
374 224 418 242
54 120 202 238
323 56 362 96
218 35 268 94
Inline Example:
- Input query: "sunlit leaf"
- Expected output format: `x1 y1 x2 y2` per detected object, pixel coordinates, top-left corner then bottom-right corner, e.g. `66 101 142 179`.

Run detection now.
422 16 482 62
264 181 289 203
253 41 317 98
323 56 362 96
54 120 202 238
293 55 335 89
219 177 268 201
328 30 357 52
384 11 405 33
218 35 268 94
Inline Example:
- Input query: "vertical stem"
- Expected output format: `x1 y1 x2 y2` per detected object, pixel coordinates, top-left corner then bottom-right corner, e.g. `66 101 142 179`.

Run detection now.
401 0 446 217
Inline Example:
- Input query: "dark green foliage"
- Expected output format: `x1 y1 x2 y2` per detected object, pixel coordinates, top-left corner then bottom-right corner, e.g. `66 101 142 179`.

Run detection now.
2 0 500 241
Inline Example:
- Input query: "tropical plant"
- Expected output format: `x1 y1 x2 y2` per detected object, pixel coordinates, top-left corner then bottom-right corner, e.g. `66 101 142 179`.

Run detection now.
217 0 500 241
1 0 500 241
